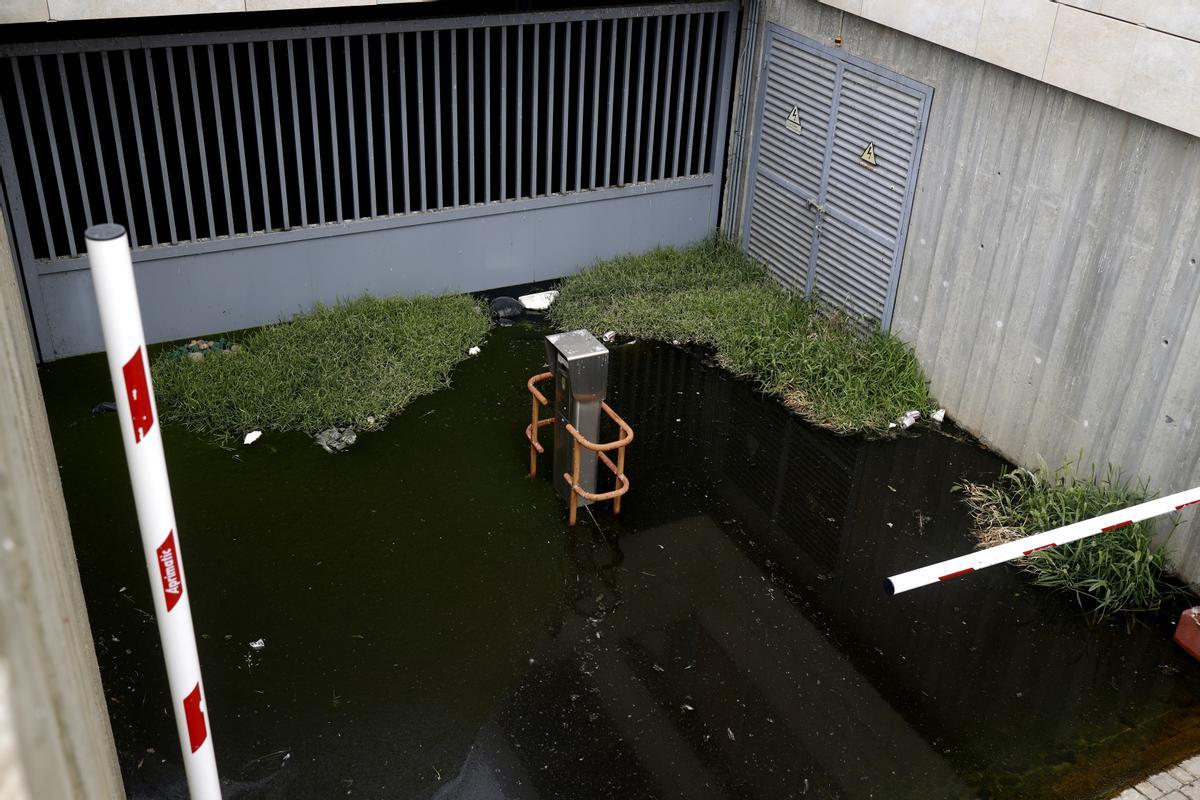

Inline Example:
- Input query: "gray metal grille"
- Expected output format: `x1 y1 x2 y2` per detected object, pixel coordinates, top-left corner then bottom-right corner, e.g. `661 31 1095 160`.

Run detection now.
742 25 931 330
0 4 732 263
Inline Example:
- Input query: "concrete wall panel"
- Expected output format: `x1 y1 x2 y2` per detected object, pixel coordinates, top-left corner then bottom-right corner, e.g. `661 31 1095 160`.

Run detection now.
49 0 243 19
728 0 1200 581
818 0 1200 138
0 203 123 796
0 0 49 24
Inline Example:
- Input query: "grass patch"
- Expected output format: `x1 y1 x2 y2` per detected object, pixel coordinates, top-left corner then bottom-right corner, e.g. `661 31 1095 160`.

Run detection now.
958 460 1186 619
548 237 934 434
152 293 490 436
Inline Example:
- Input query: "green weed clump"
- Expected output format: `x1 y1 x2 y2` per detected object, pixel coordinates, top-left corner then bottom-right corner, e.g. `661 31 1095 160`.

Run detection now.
958 460 1184 618
152 293 490 436
548 237 933 434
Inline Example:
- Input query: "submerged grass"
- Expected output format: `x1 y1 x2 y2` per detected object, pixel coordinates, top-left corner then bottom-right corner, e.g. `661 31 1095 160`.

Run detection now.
548 237 933 434
152 293 490 436
958 460 1186 619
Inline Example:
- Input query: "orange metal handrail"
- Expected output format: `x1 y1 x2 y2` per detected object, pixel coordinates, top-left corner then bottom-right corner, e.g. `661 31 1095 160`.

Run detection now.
525 371 633 525
526 372 553 477
562 402 633 525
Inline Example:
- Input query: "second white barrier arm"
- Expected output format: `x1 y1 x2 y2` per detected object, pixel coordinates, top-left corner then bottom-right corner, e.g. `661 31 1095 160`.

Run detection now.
886 485 1200 595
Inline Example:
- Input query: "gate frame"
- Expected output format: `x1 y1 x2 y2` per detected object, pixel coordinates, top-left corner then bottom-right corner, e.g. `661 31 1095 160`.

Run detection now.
0 1 740 361
741 23 932 330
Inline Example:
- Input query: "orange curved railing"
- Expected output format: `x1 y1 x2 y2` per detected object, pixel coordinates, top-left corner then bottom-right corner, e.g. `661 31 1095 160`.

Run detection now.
526 371 633 525
526 372 554 478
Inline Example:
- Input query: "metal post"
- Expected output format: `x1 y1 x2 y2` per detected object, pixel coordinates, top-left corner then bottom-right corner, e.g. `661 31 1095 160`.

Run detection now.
84 224 220 800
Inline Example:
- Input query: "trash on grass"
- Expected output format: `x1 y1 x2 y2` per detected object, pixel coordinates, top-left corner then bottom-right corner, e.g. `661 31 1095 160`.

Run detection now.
898 410 921 430
601 331 617 343
243 430 263 445
468 345 482 356
931 408 946 423
518 290 559 311
249 639 265 650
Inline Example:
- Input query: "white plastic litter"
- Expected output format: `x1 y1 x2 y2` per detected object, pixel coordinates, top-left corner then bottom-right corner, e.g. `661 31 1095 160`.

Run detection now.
898 410 921 430
249 639 265 650
518 290 559 310
468 345 482 356
601 331 617 343
243 430 262 445
931 409 946 423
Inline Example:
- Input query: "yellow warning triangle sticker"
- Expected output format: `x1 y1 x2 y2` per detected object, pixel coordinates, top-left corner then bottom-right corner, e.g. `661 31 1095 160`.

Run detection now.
860 142 877 167
785 105 802 133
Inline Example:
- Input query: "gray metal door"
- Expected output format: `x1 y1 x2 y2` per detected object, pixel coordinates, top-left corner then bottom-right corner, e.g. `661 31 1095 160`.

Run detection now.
743 24 931 329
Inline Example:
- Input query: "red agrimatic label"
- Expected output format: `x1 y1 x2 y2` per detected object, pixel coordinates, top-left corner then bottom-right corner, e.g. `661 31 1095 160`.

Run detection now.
183 683 208 753
122 347 155 443
157 530 184 612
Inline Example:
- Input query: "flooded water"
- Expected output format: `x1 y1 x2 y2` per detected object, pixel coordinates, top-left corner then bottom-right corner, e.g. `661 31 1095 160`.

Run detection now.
39 320 1200 800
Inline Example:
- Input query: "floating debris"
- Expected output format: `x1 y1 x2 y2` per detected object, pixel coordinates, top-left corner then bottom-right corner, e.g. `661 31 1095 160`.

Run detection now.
243 430 263 446
931 408 946 423
468 345 482 356
249 638 265 651
314 427 357 453
488 296 525 320
601 331 617 343
518 290 559 310
91 400 117 415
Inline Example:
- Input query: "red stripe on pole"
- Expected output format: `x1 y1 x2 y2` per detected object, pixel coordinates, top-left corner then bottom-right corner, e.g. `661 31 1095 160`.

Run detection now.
121 347 155 443
1023 543 1057 556
938 568 975 581
1101 520 1132 532
183 683 208 753
1178 500 1200 510
156 530 184 612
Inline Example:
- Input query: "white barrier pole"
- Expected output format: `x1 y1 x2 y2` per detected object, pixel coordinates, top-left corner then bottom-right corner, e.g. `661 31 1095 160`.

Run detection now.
886 485 1200 595
85 224 221 799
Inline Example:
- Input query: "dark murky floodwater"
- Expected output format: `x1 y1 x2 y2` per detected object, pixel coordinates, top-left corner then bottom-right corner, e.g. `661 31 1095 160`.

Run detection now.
40 321 1200 800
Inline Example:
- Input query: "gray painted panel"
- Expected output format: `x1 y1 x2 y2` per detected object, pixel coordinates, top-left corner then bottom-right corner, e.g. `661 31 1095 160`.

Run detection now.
743 23 930 330
38 185 718 358
741 29 834 293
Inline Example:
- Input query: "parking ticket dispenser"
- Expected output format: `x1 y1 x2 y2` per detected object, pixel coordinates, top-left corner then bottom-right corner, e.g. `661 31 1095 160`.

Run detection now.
544 330 609 505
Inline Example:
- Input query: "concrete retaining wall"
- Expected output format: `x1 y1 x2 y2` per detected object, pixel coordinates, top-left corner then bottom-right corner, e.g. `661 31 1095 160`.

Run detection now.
0 211 123 795
725 0 1200 581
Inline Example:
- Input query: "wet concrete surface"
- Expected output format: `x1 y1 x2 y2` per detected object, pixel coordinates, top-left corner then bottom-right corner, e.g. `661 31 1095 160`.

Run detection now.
39 321 1200 799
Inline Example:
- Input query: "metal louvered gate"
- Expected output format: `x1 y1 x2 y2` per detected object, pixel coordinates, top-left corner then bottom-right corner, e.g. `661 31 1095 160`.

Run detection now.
0 3 737 360
743 24 931 330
